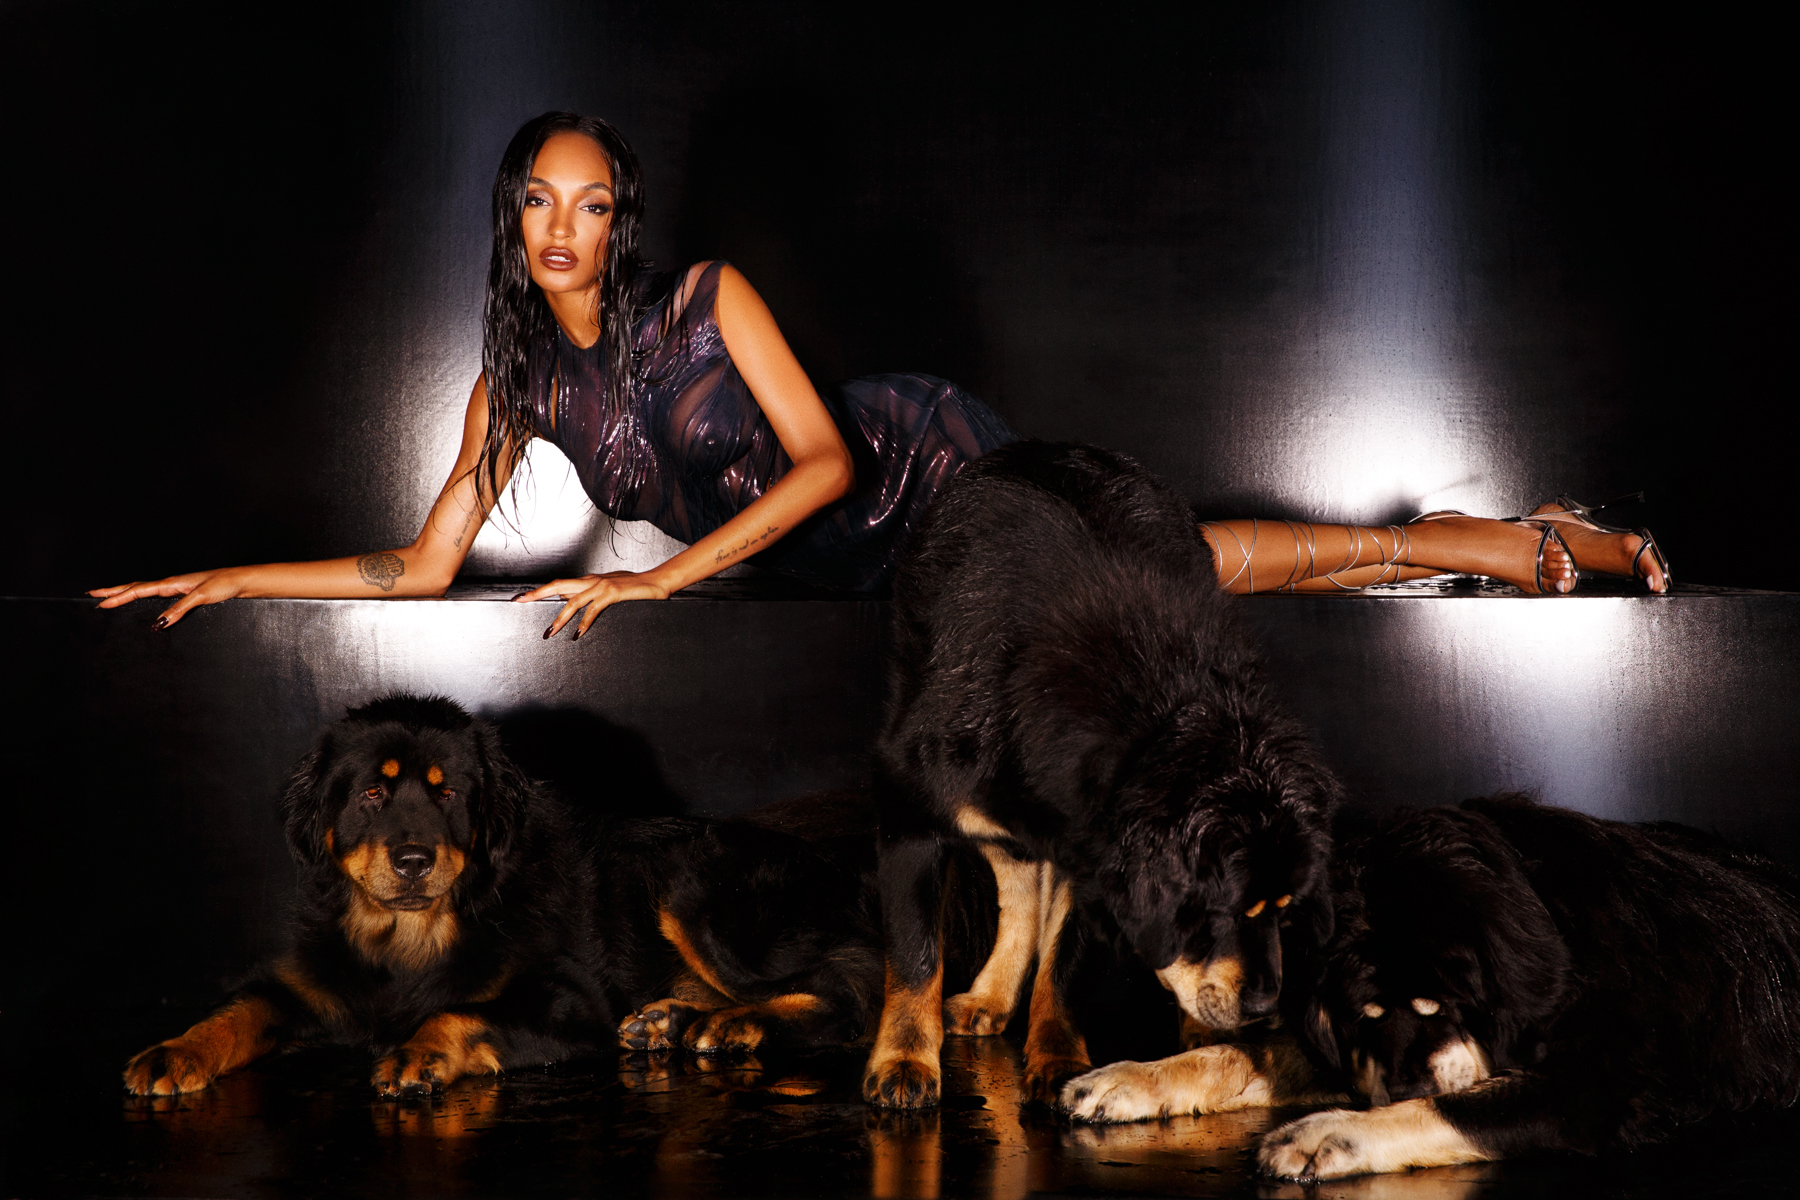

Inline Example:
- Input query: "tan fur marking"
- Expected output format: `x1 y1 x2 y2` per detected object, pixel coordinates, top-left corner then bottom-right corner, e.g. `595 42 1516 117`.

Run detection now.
951 805 1013 840
658 907 738 1002
1245 899 1267 919
1259 1097 1496 1179
274 955 347 1025
372 1012 502 1095
1428 1033 1492 1094
1156 955 1245 1035
341 889 461 972
468 967 514 1005
945 845 1043 1036
1275 894 1292 907
380 758 401 778
762 992 827 1018
426 764 444 786
1022 868 1090 1099
863 961 946 1107
333 836 468 970
122 996 282 1096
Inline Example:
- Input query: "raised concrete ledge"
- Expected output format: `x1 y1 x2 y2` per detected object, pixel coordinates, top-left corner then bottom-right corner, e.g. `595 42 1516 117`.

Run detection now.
5 583 1795 1014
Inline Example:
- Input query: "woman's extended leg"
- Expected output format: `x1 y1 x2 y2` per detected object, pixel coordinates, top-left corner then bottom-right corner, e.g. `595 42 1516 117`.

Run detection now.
1199 514 1579 596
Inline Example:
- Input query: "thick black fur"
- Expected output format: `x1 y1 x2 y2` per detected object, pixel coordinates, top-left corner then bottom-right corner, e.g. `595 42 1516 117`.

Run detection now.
867 441 1340 1105
124 695 884 1097
1303 794 1800 1159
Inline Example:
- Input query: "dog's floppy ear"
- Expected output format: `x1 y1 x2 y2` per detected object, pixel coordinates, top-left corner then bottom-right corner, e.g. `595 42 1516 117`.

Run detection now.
472 719 534 881
1303 995 1341 1069
278 739 332 868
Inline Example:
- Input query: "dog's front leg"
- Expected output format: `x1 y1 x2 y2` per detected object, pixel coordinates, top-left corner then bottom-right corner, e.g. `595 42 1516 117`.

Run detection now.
863 833 947 1108
1062 1036 1338 1123
944 842 1043 1036
1022 864 1091 1102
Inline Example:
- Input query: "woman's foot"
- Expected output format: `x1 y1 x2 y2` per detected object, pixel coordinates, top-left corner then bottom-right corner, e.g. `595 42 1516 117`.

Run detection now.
1407 512 1577 595
1525 501 1670 593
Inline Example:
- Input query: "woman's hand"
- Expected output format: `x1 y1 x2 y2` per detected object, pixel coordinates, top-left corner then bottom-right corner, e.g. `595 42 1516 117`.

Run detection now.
516 571 673 639
89 569 251 629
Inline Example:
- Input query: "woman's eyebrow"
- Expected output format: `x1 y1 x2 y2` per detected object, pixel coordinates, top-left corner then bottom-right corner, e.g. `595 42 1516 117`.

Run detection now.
526 176 615 194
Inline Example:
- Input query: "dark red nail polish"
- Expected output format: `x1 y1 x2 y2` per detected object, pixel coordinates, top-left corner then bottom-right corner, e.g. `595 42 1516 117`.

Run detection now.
543 625 555 640
153 615 169 631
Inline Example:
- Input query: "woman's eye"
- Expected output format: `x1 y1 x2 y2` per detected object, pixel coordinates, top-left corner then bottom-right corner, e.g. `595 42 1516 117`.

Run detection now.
584 203 612 215
524 194 548 207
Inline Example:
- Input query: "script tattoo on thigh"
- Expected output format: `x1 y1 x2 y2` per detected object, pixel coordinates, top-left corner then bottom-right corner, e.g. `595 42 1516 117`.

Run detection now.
358 552 406 592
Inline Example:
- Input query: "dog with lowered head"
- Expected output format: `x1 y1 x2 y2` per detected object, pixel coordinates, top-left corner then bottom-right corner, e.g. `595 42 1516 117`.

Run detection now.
124 695 885 1098
862 441 1340 1109
1261 795 1800 1180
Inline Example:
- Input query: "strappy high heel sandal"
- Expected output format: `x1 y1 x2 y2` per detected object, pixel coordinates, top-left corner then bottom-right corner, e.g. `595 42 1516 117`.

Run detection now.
1410 510 1576 596
1532 495 1672 593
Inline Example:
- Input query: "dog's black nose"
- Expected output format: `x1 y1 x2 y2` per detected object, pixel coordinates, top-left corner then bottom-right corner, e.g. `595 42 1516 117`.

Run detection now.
389 844 435 880
1240 987 1280 1017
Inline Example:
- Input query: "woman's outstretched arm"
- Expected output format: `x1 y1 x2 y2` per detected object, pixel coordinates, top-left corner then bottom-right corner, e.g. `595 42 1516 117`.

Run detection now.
90 376 511 628
518 263 855 638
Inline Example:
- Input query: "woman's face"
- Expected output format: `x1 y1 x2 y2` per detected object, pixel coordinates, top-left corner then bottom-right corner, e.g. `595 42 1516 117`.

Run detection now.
521 132 615 298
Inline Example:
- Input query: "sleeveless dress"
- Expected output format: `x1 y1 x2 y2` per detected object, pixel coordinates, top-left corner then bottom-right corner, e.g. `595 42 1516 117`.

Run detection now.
526 261 1018 593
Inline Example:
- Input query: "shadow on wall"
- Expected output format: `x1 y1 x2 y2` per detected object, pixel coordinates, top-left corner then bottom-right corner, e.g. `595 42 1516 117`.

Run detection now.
495 706 687 821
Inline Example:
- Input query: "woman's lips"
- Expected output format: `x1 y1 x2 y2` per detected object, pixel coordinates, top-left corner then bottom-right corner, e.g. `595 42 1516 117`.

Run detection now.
538 246 578 271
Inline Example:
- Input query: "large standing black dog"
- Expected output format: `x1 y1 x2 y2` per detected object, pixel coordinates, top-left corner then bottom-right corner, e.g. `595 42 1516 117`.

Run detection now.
1260 795 1800 1179
863 441 1340 1109
124 695 884 1097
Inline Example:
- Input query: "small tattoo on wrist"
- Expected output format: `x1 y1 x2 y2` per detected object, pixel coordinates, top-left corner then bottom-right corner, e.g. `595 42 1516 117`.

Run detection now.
358 552 405 592
714 525 780 564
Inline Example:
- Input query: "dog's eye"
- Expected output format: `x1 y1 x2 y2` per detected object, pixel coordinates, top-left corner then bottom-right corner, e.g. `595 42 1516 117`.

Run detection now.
438 787 457 802
362 786 385 806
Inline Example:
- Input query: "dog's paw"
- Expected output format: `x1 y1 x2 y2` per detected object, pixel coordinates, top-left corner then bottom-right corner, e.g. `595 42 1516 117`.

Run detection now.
1024 1053 1092 1105
1058 1059 1168 1123
372 1048 452 1097
1258 1109 1375 1179
944 991 1011 1036
123 1040 217 1096
685 1007 768 1056
1258 1101 1482 1179
862 1054 942 1109
618 999 702 1051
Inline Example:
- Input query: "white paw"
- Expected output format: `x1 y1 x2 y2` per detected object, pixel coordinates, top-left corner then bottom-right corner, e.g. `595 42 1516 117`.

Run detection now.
1259 1109 1374 1179
1259 1101 1481 1180
943 991 1011 1036
1059 1060 1167 1123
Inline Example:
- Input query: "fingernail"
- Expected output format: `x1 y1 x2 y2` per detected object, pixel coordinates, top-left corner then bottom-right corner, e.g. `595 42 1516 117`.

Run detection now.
572 627 583 640
511 589 532 601
543 625 556 640
153 616 169 631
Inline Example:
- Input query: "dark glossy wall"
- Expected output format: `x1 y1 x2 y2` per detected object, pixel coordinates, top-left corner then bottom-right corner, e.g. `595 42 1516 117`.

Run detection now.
2 0 1789 593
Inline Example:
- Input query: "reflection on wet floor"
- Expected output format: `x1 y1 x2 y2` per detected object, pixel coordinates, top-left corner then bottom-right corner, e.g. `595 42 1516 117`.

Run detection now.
9 1020 1795 1199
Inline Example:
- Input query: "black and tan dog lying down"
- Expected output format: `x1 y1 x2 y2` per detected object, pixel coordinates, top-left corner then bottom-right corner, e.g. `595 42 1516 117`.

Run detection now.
865 441 1340 1108
1061 795 1800 1181
124 695 885 1097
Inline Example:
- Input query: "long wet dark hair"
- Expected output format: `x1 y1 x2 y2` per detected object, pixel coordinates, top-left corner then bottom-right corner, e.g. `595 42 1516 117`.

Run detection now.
475 112 649 506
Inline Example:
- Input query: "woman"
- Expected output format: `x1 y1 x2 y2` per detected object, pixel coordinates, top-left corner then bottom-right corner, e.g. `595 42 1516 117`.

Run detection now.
93 113 1667 632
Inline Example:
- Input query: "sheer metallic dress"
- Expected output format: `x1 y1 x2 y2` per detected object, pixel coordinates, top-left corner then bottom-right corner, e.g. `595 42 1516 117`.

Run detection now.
527 261 1018 592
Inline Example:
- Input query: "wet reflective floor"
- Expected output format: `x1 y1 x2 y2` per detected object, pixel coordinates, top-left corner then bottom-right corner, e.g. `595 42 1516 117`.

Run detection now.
8 1012 1797 1199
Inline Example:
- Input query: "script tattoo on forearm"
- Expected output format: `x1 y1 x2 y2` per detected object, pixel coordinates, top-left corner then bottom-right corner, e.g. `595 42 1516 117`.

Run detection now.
451 504 476 549
357 552 406 592
715 525 780 564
